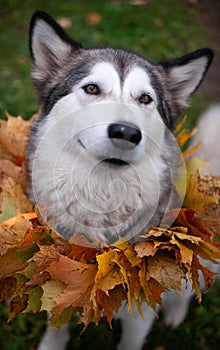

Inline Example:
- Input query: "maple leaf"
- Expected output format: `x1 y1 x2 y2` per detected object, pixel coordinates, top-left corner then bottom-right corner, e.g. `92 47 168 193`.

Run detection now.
0 112 31 157
47 255 97 312
0 112 39 192
41 280 65 312
0 159 27 189
94 250 124 295
0 175 32 221
184 172 219 212
0 277 16 301
90 250 126 324
184 172 220 236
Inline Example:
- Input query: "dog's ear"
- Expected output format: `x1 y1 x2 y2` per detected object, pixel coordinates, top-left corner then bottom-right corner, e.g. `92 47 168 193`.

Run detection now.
29 11 82 97
159 48 213 116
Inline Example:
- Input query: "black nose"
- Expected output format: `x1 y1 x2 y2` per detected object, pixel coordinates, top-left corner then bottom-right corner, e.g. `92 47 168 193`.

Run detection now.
108 123 142 147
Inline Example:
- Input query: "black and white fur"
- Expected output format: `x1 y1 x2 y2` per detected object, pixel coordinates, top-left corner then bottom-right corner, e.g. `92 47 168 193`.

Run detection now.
28 11 213 245
28 11 215 350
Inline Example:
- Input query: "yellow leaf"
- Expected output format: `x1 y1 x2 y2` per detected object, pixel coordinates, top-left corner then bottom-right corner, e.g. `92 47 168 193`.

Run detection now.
183 142 201 159
95 251 124 295
170 235 194 264
184 172 219 214
41 280 65 311
115 239 141 266
185 156 209 176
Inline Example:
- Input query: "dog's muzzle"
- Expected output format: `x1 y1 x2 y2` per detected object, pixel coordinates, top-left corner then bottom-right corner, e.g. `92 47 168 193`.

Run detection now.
101 123 142 166
77 121 143 167
108 122 142 150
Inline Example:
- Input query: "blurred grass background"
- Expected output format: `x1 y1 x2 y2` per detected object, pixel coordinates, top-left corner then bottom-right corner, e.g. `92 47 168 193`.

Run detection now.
0 0 218 123
0 0 219 349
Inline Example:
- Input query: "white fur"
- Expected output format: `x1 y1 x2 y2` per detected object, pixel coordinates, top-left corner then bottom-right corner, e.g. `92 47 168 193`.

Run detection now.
31 63 182 242
192 104 220 174
123 67 157 104
80 62 121 96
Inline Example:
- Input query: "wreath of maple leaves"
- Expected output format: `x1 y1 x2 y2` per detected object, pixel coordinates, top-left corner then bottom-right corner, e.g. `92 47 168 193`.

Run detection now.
0 113 219 328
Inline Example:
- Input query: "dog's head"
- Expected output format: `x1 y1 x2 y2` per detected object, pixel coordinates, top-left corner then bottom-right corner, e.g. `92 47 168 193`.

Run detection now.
28 11 213 243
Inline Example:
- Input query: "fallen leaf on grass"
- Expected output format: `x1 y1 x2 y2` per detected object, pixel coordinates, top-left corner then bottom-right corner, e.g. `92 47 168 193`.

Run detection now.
86 12 102 25
58 18 72 28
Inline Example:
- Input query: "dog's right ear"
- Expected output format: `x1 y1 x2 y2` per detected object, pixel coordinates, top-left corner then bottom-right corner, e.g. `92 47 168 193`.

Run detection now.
29 11 82 97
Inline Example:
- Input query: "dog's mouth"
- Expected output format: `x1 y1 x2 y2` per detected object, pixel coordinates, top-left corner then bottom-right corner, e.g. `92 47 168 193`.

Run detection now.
78 139 129 167
102 158 129 167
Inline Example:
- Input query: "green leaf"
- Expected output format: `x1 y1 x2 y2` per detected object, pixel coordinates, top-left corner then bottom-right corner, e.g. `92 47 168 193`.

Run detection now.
16 243 39 262
0 196 23 222
25 286 43 313
50 306 76 328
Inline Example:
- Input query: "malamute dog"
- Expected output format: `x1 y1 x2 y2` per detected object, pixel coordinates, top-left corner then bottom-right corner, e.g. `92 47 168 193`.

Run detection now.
28 11 213 245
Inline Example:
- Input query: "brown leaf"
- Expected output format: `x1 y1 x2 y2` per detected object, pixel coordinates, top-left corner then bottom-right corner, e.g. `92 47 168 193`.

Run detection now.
9 294 28 321
95 286 126 326
146 252 184 293
0 113 31 157
134 241 156 257
0 159 27 191
69 234 100 263
45 255 97 316
0 277 16 301
0 248 27 278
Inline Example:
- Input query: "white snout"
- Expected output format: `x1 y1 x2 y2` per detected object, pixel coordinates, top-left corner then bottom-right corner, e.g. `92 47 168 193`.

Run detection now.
77 124 144 165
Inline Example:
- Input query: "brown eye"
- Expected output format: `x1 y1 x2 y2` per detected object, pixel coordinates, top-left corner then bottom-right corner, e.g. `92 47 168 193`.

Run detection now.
138 93 152 104
83 84 99 95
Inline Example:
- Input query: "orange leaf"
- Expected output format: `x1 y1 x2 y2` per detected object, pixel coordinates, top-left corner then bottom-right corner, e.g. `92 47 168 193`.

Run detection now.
2 212 37 226
0 112 31 157
86 12 102 25
165 208 213 241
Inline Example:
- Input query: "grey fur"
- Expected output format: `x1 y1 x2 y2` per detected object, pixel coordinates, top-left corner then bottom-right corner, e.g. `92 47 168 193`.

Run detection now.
28 11 213 244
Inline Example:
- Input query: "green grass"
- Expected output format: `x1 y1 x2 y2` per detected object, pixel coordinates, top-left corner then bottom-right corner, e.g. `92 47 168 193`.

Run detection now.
0 1 219 349
1 283 220 350
0 0 214 121
147 282 220 350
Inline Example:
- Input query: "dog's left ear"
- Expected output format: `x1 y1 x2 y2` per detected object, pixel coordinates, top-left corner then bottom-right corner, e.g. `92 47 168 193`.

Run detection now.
160 48 213 113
